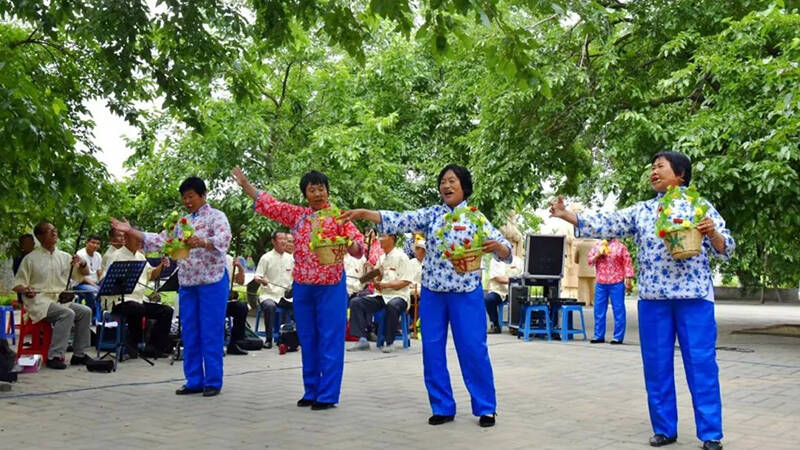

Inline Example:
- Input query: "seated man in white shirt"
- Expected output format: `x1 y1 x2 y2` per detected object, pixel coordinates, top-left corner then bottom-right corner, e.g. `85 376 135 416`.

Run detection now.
75 234 103 322
254 231 294 349
347 234 412 353
105 231 173 358
13 221 94 369
484 248 523 334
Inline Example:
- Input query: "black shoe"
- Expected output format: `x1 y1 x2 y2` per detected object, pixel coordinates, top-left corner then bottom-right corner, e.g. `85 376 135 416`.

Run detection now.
227 344 248 355
264 341 273 349
488 325 501 334
69 354 94 366
610 340 623 345
590 338 605 344
428 415 455 425
479 414 496 427
297 398 314 407
311 401 335 410
702 441 722 450
367 332 378 342
46 358 67 370
203 387 220 397
649 434 677 447
175 385 203 395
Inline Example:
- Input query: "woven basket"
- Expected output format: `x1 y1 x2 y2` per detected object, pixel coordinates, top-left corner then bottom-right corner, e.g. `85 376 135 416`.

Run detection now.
169 246 190 260
448 249 483 274
314 243 348 266
663 228 702 259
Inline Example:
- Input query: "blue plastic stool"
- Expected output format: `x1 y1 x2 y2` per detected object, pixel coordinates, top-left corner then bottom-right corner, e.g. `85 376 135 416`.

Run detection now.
254 305 289 341
0 305 16 345
97 312 126 369
375 308 410 349
557 305 587 342
497 299 509 330
517 304 552 341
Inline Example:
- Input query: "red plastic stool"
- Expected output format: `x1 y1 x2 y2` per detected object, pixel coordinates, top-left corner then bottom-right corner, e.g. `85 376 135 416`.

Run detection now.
17 307 53 361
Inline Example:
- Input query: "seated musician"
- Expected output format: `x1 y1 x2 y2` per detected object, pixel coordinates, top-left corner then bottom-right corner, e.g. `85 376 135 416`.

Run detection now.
255 231 294 349
225 254 249 355
75 234 103 321
484 234 524 334
104 230 174 358
12 221 95 370
347 233 412 353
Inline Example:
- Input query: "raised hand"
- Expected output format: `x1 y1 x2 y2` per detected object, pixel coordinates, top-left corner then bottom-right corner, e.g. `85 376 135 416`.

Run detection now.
110 217 132 234
231 167 258 200
548 196 578 226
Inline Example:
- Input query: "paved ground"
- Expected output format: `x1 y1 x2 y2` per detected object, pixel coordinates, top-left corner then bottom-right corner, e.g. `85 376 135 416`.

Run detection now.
1 300 799 449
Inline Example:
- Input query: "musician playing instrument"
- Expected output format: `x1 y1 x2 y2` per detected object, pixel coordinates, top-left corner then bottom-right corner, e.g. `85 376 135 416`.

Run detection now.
255 231 295 349
12 221 95 370
104 231 174 358
347 233 412 353
112 176 232 397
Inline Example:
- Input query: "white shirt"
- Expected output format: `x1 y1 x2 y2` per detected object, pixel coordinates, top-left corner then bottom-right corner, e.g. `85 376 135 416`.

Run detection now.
254 250 294 301
104 247 157 303
487 255 523 297
14 247 84 323
102 245 123 274
408 257 422 288
77 248 102 283
376 247 413 306
344 254 366 295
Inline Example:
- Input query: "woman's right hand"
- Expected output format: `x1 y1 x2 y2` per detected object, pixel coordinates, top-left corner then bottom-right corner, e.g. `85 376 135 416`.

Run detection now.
339 209 364 222
110 217 132 234
548 196 578 225
231 167 258 200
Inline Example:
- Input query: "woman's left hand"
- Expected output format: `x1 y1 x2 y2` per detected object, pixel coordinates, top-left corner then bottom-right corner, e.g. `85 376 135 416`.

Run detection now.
185 235 206 249
482 240 510 259
696 217 716 236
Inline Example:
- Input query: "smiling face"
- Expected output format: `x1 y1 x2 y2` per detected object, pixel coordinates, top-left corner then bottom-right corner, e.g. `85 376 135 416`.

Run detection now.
85 238 101 255
182 189 207 213
304 183 329 211
649 157 685 193
439 170 465 208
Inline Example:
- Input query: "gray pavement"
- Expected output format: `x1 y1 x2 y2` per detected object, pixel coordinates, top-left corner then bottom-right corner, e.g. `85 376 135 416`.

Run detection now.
1 300 799 449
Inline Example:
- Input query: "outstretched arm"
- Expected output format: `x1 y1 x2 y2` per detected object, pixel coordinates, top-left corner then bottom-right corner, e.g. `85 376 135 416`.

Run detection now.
231 167 258 201
549 196 578 226
339 209 381 224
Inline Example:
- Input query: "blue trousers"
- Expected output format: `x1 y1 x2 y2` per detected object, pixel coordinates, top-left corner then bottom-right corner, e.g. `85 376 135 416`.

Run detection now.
178 273 229 390
293 275 348 404
638 299 723 442
420 286 496 417
594 282 626 341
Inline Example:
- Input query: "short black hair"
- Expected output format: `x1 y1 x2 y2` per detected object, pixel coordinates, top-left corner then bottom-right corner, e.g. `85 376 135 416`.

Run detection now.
19 233 34 243
87 234 102 242
299 170 329 196
271 230 283 241
652 151 691 186
33 220 53 238
437 164 473 200
179 176 207 196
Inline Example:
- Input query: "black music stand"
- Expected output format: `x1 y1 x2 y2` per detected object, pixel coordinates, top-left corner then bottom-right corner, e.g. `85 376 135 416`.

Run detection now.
97 260 154 365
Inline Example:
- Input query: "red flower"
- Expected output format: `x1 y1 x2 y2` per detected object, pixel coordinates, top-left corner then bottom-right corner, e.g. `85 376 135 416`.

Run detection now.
658 229 666 238
180 218 187 225
672 218 683 224
470 206 477 212
658 205 663 212
167 238 174 243
453 225 466 231
450 244 455 250
465 243 471 249
444 251 451 258
464 238 471 244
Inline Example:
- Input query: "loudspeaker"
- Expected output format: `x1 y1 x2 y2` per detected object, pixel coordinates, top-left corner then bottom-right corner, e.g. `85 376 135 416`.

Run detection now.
524 234 566 279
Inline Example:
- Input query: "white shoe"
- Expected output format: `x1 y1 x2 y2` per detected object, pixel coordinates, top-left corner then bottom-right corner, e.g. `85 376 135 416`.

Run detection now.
381 345 394 353
347 341 369 352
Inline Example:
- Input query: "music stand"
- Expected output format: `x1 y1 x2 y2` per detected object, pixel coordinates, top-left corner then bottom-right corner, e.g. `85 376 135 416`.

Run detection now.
97 260 154 366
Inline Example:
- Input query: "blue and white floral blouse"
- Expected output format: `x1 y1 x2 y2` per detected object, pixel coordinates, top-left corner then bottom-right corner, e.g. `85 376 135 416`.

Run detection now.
576 194 735 301
378 201 512 293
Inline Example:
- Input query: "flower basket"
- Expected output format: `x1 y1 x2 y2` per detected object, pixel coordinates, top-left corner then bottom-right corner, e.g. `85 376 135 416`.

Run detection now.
663 228 702 260
169 246 191 260
314 243 349 266
447 248 484 274
437 205 489 273
161 211 195 260
309 204 352 266
655 185 709 260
